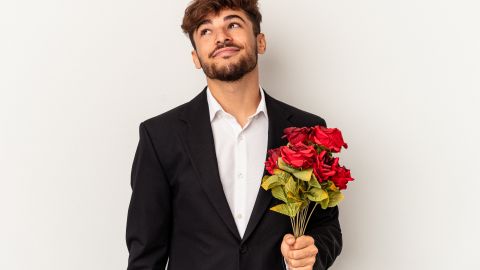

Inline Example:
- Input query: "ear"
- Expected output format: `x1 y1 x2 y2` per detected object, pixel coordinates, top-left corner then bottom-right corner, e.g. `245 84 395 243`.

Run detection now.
191 50 202 69
256 33 266 54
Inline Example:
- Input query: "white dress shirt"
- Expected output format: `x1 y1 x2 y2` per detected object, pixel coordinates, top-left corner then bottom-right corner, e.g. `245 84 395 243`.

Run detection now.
206 85 269 239
207 85 291 270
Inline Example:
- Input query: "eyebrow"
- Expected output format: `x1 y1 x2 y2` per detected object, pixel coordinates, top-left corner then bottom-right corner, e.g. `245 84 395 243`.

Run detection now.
196 14 246 31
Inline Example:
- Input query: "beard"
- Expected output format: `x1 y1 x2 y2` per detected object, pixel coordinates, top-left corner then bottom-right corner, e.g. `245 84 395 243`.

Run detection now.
198 42 258 82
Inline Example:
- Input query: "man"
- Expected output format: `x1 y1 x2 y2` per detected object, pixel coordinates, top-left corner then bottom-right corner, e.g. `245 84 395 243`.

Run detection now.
125 0 342 269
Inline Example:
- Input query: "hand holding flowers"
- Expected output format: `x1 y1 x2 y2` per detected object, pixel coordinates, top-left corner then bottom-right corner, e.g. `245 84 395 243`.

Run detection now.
262 125 354 269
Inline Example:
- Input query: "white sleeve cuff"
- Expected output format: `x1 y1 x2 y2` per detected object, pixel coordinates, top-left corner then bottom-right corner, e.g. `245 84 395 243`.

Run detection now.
283 257 291 270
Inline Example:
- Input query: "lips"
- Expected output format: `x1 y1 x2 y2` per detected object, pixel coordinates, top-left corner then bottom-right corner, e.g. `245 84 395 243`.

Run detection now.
212 47 240 57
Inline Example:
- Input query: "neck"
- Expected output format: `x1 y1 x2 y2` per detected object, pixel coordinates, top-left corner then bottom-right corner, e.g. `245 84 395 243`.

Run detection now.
206 67 261 127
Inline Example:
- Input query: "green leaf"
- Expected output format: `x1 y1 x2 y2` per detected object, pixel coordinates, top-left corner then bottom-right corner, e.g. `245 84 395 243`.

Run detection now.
306 187 328 202
278 158 300 173
298 181 308 193
270 202 303 217
261 175 282 190
308 174 322 189
289 202 303 216
284 176 297 196
261 175 270 184
321 180 338 192
286 191 301 202
273 169 293 183
271 186 288 203
320 197 329 209
328 191 344 207
300 200 310 210
293 168 313 182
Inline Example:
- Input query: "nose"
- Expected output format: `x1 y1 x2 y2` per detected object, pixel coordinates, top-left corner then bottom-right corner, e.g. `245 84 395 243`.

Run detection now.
215 29 232 47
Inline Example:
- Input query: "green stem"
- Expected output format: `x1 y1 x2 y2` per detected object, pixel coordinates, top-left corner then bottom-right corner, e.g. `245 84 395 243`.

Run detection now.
300 203 308 236
302 202 319 236
290 216 294 237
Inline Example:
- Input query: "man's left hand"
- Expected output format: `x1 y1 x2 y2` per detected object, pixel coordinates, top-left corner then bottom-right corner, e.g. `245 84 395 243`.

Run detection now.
281 233 318 270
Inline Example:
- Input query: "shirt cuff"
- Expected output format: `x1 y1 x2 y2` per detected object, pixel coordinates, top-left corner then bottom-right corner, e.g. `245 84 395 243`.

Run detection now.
283 257 291 270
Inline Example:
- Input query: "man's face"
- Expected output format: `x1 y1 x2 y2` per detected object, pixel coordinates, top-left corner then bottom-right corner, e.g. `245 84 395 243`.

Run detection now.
191 9 266 82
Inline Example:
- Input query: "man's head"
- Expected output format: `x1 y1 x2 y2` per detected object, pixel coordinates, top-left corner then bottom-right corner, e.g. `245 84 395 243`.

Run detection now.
181 0 262 50
181 0 266 82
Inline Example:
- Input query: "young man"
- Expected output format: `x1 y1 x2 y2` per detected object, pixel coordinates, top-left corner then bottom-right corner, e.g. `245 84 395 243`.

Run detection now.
126 0 342 269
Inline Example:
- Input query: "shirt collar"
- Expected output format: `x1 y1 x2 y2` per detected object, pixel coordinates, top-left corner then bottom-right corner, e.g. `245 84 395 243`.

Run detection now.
206 85 268 123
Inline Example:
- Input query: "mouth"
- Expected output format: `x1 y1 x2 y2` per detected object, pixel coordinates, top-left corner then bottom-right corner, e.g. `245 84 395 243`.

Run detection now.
212 47 240 58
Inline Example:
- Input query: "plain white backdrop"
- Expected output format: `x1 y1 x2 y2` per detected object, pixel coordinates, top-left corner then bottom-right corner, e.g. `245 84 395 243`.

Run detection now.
1 0 479 269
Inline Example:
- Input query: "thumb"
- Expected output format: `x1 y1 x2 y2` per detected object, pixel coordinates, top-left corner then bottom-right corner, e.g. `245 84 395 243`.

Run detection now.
283 233 296 246
281 234 296 258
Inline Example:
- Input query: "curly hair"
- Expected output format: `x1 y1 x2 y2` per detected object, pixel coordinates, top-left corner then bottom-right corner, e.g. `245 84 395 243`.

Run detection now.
181 0 262 50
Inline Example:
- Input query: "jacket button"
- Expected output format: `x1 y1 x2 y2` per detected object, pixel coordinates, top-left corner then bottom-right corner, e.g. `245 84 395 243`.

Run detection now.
240 245 248 254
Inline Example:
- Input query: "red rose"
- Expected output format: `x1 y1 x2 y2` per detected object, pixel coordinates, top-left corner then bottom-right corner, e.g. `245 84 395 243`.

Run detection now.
309 126 348 153
313 150 338 182
280 143 316 169
264 148 281 174
282 127 311 146
331 166 354 190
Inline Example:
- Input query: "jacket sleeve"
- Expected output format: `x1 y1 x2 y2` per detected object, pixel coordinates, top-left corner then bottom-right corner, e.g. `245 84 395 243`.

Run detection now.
126 122 171 269
305 205 342 270
305 117 343 270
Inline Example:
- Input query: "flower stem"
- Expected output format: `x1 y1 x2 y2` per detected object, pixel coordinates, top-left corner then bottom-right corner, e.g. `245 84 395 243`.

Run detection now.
302 202 319 235
300 203 308 235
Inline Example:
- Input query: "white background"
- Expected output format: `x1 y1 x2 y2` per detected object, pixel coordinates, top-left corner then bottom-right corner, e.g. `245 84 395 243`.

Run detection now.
1 0 479 269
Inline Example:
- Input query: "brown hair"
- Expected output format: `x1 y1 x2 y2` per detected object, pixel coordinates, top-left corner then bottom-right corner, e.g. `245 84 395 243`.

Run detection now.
181 0 262 50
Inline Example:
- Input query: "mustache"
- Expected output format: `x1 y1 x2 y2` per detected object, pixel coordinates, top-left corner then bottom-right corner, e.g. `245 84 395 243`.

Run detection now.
210 41 242 58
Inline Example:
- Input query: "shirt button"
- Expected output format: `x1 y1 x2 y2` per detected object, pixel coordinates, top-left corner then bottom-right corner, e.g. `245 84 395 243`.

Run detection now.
238 173 244 179
236 213 243 219
239 135 244 141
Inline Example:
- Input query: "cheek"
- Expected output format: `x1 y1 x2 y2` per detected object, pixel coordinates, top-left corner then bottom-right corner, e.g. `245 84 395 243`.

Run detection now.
199 45 214 58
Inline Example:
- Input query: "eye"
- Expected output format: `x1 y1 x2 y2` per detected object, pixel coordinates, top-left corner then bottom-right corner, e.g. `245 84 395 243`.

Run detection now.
229 22 241 29
199 29 211 36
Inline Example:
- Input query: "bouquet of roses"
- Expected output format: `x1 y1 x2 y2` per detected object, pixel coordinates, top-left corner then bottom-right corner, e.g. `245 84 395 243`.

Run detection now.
261 125 354 237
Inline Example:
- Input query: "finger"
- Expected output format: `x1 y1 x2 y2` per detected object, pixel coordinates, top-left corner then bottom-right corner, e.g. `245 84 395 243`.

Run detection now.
290 266 311 270
283 233 296 246
281 234 296 258
292 235 315 250
286 256 316 269
288 245 318 260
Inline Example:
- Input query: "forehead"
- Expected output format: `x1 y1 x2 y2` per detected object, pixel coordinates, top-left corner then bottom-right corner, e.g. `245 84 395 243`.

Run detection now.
196 9 250 29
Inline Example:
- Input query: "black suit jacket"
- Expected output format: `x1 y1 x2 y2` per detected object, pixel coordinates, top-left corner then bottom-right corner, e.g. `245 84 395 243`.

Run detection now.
126 86 342 270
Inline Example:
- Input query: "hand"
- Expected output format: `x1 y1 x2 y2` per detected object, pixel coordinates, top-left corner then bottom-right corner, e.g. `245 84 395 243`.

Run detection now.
281 233 318 270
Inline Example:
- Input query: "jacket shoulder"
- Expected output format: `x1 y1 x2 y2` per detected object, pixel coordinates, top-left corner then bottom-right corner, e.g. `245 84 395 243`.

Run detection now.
140 101 189 132
269 94 327 127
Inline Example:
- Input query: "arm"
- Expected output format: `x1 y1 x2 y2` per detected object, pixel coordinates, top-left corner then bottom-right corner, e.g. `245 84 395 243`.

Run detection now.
126 122 171 269
305 205 342 270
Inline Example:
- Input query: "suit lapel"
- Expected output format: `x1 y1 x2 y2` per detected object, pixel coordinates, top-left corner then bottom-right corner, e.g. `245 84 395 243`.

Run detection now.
241 89 292 243
179 86 293 243
179 86 241 241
